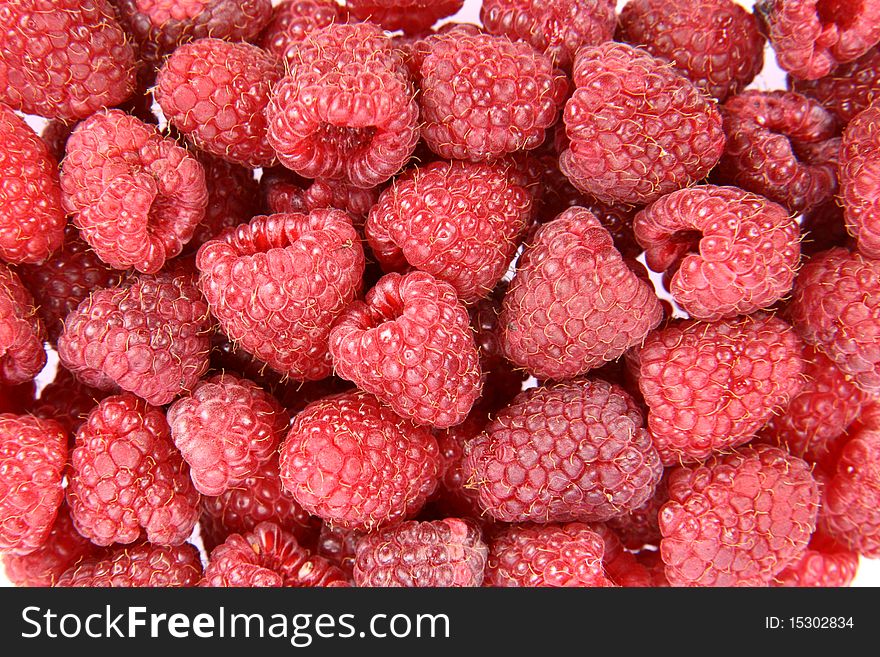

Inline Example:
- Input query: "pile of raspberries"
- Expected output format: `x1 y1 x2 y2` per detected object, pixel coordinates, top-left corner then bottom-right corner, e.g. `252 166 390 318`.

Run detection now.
1 0 879 589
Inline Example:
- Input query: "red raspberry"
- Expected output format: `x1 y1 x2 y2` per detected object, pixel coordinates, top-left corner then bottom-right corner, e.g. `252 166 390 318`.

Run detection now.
606 472 668 550
560 42 725 206
279 390 440 531
259 0 349 66
0 264 47 386
639 314 805 465
0 414 67 554
60 110 208 274
396 23 483 81
430 409 493 521
500 207 663 381
715 90 839 213
840 104 880 259
0 1 136 121
267 23 419 188
366 160 535 303
354 518 487 587
589 522 651 587
485 523 612 587
57 273 212 406
156 39 282 169
659 445 820 587
419 32 567 163
800 200 852 256
56 542 203 587
790 46 880 122
315 523 361 578
67 393 200 546
773 531 859 587
330 272 483 428
788 247 880 393
115 0 273 65
18 226 125 343
197 210 364 381
199 454 320 553
480 0 615 70
346 0 463 35
755 0 880 80
464 379 663 523
203 521 348 587
40 119 76 163
634 185 800 321
617 0 765 102
28 365 113 438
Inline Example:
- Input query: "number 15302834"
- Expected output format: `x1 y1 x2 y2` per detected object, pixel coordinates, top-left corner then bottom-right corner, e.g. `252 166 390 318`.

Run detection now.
765 617 854 629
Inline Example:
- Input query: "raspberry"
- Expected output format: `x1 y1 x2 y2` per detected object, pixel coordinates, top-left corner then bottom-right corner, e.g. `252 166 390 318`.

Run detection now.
659 445 820 587
0 1 136 121
634 185 801 321
259 0 349 66
559 42 725 206
354 518 487 587
279 390 440 531
755 0 880 80
419 32 567 163
56 542 203 587
480 0 616 70
58 273 212 406
773 531 859 586
315 523 361 578
617 0 765 102
203 521 348 587
67 393 200 546
199 454 320 553
788 247 880 393
430 409 492 521
267 23 419 188
639 314 805 465
115 0 273 65
330 271 483 428
60 110 208 274
40 120 76 163
0 414 67 554
800 200 852 256
396 23 483 81
0 264 47 386
18 225 125 343
464 379 663 523
790 46 880 122
606 472 668 550
156 39 282 169
592 521 655 587
197 210 364 381
500 207 663 381
715 90 840 213
346 0 463 35
28 365 113 437
366 160 535 303
485 523 612 587
840 104 880 259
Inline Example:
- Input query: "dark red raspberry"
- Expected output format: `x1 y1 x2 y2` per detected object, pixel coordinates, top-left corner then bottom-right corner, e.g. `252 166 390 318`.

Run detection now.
464 379 663 524
0 414 67 554
715 90 839 213
790 46 880 122
480 0 615 70
773 531 859 587
56 542 203 587
366 160 535 303
259 0 349 66
156 38 282 169
485 523 612 587
429 409 491 521
40 120 76 163
500 207 662 381
267 23 418 188
18 225 125 343
560 42 725 206
354 518 487 587
0 381 32 415
419 32 567 163
28 365 113 438
607 472 668 550
67 393 200 547
660 445 820 587
800 200 853 256
58 273 212 406
330 271 483 428
0 264 46 386
279 390 440 531
199 453 320 553
788 247 880 393
115 0 273 65
756 0 880 80
197 210 364 381
634 185 800 321
618 0 765 102
347 0 463 35
203 521 348 587
0 1 136 121
315 523 361 578
0 104 66 265
639 314 805 465
840 104 880 259
60 110 208 274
